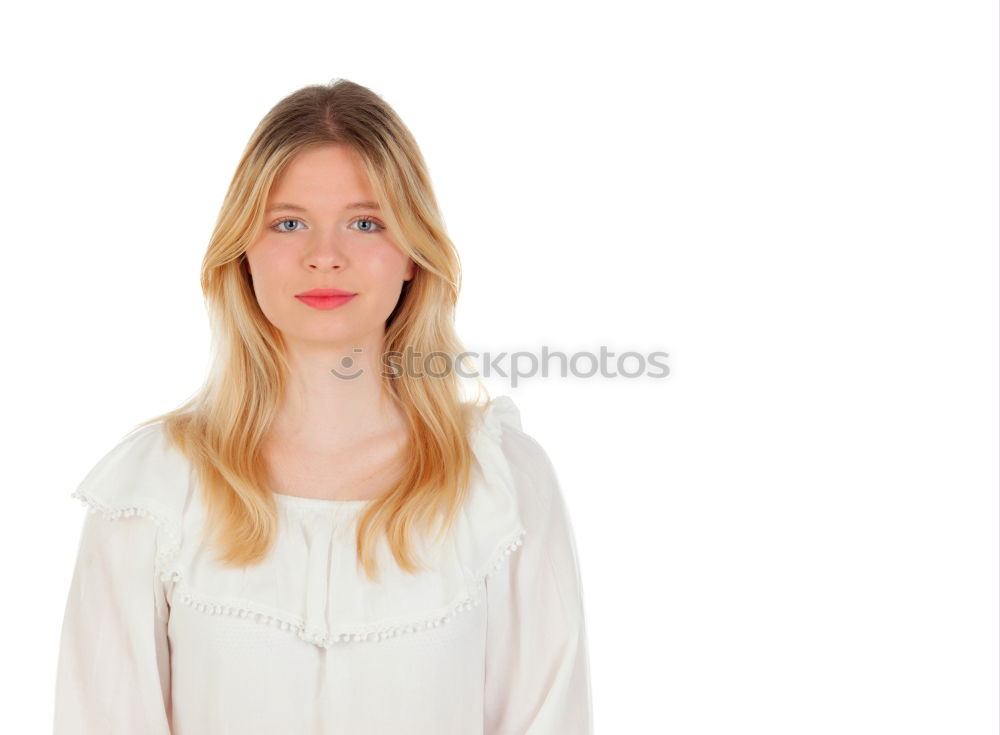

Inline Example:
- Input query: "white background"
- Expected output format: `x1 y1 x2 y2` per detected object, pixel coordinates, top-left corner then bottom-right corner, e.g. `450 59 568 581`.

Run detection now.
2 1 997 732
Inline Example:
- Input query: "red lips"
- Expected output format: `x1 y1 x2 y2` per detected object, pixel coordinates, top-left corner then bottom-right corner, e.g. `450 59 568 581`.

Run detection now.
296 288 357 297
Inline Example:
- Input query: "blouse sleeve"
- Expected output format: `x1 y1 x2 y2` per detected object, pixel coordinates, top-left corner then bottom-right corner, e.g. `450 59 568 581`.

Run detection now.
483 428 594 734
54 510 172 734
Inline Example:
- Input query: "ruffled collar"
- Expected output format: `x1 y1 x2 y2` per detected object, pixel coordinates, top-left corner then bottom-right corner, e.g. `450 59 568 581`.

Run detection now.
72 395 526 648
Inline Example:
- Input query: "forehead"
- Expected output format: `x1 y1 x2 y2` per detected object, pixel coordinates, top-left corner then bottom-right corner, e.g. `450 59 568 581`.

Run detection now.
268 144 375 204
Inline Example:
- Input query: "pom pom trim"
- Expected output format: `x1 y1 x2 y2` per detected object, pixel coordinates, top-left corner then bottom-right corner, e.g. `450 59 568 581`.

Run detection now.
71 488 183 578
71 489 527 648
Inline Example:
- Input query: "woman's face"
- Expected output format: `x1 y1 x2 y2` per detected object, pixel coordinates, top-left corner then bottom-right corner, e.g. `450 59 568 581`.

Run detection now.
245 143 415 353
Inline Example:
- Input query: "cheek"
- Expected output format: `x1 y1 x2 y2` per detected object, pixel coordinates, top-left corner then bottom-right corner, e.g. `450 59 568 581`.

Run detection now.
364 245 412 276
246 250 293 302
248 243 292 277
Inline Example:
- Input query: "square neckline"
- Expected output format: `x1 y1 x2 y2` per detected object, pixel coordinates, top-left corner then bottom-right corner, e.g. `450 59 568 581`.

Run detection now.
270 491 373 509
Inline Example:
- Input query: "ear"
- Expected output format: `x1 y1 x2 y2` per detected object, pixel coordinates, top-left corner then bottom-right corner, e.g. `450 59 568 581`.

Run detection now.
403 258 415 282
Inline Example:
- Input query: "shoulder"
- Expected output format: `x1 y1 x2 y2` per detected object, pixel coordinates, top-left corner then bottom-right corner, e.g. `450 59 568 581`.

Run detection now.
71 420 193 526
474 397 586 627
472 395 564 528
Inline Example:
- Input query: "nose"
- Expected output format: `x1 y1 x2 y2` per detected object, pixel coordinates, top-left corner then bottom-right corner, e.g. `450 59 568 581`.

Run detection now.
304 227 347 271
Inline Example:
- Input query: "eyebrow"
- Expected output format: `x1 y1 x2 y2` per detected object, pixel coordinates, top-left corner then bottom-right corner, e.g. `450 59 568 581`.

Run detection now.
265 201 381 213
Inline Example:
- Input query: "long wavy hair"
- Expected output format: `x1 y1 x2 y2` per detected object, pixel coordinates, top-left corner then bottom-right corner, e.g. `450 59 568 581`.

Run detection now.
140 79 488 582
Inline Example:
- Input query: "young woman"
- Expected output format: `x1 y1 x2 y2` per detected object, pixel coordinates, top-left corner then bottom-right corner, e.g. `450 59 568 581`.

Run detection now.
54 79 592 734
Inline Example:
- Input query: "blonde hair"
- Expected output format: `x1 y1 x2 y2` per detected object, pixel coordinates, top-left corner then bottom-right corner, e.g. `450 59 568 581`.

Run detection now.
140 79 488 582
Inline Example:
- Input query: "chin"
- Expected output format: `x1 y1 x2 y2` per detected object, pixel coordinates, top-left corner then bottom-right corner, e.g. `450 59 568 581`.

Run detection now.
284 326 371 349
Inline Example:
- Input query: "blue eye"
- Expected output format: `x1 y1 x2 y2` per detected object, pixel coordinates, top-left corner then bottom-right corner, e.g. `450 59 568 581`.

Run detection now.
271 218 304 233
351 216 384 233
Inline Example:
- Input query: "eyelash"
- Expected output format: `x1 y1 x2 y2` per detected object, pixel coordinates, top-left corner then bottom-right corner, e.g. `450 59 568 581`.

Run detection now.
269 216 384 234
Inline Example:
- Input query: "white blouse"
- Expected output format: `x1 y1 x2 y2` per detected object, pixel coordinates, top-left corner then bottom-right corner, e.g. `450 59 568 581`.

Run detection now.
54 395 593 734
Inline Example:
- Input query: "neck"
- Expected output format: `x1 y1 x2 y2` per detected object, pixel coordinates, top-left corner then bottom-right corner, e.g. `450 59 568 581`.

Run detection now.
269 333 407 450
